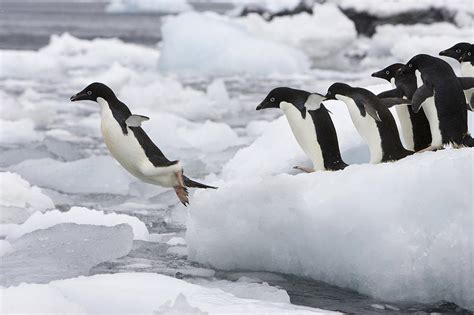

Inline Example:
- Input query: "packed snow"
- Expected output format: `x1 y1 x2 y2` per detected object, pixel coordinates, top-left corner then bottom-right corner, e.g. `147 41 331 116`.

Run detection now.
188 148 474 309
3 207 149 241
0 273 334 314
0 172 54 224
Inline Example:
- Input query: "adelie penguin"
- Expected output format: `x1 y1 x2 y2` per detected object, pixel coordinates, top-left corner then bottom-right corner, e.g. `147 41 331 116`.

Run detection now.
256 87 347 173
324 82 413 163
399 54 474 150
70 82 216 206
372 63 432 151
439 43 474 110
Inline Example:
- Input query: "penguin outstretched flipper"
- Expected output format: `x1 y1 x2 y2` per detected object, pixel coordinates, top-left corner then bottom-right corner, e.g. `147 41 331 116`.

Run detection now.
377 89 402 99
183 176 217 189
411 85 433 113
379 97 410 108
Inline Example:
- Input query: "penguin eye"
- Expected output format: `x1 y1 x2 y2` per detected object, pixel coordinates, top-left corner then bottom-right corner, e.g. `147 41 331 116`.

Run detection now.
87 91 92 95
468 52 472 56
456 49 461 53
385 70 390 75
408 64 413 68
270 97 275 102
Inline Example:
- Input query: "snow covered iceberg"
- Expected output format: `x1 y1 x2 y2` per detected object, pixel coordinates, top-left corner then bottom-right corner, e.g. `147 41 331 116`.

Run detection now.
187 148 474 309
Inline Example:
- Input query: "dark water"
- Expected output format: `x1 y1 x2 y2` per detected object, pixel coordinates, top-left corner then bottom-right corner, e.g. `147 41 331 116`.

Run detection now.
1 1 471 314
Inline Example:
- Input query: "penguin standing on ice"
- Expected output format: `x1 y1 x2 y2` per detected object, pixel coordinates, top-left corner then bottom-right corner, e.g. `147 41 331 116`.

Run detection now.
256 87 347 173
399 54 473 150
372 63 432 151
324 83 413 163
439 42 473 76
70 82 216 206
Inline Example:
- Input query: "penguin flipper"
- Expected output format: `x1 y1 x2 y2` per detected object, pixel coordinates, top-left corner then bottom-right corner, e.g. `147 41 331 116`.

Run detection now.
183 176 217 189
353 95 381 122
125 114 150 127
379 97 410 108
470 94 474 111
377 89 402 99
458 77 474 90
411 85 433 113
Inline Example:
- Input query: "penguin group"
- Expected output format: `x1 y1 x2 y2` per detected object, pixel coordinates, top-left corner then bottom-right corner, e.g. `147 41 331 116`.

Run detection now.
258 43 474 172
70 42 474 205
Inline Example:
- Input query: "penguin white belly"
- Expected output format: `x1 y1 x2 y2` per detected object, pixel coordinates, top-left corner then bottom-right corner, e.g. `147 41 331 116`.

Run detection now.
336 95 383 163
280 102 325 170
464 88 474 110
461 62 474 77
395 105 414 151
98 98 179 187
420 97 442 146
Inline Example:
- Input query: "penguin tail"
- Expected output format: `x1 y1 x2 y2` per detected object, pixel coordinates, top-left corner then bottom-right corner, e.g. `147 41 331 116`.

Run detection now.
183 176 217 189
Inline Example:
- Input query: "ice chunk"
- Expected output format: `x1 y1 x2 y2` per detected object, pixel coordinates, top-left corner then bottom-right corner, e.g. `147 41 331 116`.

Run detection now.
10 156 135 195
166 237 186 246
0 240 13 257
0 223 133 286
4 207 149 241
0 172 54 224
159 12 310 75
187 148 474 310
0 118 43 144
106 0 192 14
0 273 332 314
155 293 207 315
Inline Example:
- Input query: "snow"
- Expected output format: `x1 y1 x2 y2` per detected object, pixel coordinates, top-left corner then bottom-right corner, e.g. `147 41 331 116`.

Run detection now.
0 118 43 144
158 12 310 75
187 148 474 309
10 156 135 195
106 0 192 14
167 237 186 246
0 223 133 286
0 172 54 224
4 207 149 241
0 273 332 314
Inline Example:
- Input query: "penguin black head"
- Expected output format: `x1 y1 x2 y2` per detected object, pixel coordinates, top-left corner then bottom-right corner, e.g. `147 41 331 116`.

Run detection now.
256 87 311 110
398 54 431 75
439 42 471 62
371 63 404 82
70 82 117 103
459 44 473 63
324 82 351 100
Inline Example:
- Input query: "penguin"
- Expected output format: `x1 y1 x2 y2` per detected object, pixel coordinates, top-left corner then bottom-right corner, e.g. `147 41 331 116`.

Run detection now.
70 82 216 206
256 87 347 173
324 82 413 163
439 43 474 109
399 54 473 150
439 42 473 76
371 63 432 151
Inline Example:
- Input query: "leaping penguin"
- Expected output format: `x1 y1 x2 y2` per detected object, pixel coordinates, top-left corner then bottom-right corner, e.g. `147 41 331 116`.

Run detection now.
256 87 347 173
324 82 413 163
372 63 432 151
70 82 216 206
399 54 474 150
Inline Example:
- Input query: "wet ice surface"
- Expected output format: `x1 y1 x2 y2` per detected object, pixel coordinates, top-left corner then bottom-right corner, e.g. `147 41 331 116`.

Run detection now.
1 1 473 314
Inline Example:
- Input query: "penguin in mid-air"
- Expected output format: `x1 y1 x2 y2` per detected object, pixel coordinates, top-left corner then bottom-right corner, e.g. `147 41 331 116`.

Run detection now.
372 63 432 151
439 42 473 76
439 43 474 110
399 54 474 150
324 82 413 163
256 87 347 173
70 82 216 206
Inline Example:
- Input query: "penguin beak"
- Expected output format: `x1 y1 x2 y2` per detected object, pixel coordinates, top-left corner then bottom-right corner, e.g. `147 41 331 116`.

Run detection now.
371 70 383 78
70 92 86 102
256 101 267 110
324 92 335 100
439 49 447 56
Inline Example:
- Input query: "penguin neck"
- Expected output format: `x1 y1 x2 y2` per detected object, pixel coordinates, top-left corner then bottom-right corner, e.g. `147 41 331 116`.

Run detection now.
97 97 112 117
390 77 396 89
461 61 474 77
415 70 423 87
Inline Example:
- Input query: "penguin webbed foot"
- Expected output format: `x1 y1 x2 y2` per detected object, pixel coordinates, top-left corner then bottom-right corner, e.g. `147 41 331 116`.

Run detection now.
293 166 316 173
174 186 189 207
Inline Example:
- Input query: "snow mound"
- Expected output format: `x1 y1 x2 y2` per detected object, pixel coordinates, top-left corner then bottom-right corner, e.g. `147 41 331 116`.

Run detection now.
106 0 192 14
159 12 310 75
0 118 43 144
188 148 474 309
10 156 135 195
0 172 54 224
0 223 133 287
4 207 149 241
0 273 331 314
